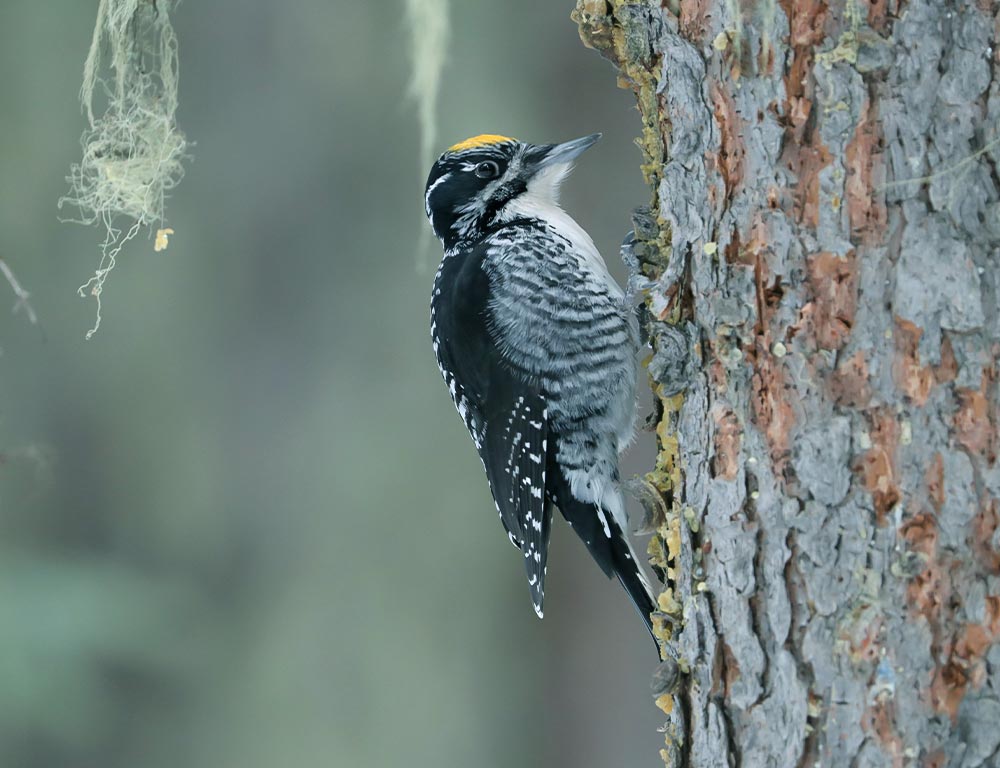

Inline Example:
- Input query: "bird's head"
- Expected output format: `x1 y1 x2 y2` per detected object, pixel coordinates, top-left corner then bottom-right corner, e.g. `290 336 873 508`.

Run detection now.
424 133 600 249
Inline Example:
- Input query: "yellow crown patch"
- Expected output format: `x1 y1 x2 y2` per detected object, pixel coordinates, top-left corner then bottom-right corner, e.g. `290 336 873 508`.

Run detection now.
447 134 517 152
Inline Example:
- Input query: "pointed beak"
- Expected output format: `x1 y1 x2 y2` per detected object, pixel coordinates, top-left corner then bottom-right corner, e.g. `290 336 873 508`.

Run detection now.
534 133 602 169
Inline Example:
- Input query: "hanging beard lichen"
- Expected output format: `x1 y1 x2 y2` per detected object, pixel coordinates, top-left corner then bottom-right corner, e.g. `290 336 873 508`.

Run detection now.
59 0 187 339
404 0 448 271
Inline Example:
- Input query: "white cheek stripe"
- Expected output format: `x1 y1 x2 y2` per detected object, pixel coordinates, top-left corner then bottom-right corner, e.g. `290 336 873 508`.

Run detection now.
425 172 452 217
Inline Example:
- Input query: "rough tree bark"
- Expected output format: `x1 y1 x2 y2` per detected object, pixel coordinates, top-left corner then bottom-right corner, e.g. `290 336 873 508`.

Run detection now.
573 0 1000 765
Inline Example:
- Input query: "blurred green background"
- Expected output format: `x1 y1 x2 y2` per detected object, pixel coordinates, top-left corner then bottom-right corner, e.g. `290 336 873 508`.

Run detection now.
0 2 661 766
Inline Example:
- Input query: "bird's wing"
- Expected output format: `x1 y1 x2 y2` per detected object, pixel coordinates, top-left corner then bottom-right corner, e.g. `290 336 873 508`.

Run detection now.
432 241 553 614
480 370 551 616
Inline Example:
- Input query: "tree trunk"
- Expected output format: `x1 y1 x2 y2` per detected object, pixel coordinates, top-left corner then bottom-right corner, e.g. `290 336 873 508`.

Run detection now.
573 0 1000 765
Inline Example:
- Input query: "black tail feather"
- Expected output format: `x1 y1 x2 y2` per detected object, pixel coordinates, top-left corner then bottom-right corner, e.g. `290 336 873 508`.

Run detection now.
608 516 658 647
549 471 659 652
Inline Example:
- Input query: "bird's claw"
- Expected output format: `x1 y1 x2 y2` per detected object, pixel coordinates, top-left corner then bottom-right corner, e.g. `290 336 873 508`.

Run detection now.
621 230 657 305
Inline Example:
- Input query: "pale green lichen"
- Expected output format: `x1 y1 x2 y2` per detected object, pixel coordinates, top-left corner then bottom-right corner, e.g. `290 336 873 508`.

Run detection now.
59 0 187 338
404 0 449 270
816 0 865 69
404 0 448 174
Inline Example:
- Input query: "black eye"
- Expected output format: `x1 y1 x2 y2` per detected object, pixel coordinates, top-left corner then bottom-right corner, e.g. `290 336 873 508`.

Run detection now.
474 161 500 179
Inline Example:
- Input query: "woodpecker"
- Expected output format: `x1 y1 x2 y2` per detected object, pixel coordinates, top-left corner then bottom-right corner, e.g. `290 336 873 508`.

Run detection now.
425 133 656 646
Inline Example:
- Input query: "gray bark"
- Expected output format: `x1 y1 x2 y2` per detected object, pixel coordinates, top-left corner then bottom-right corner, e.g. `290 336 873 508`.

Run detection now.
574 0 1000 765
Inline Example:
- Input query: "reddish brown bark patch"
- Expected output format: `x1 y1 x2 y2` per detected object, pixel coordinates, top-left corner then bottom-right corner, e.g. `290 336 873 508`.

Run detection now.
861 695 905 768
711 637 742 698
935 334 959 384
711 83 746 199
751 351 795 478
897 510 998 721
707 353 728 393
841 604 883 664
748 258 796 477
778 0 828 137
988 596 1000 635
926 452 945 512
720 640 742 698
892 319 936 405
938 599 1000 719
729 212 770 267
777 0 832 229
830 350 872 407
791 143 834 229
678 0 712 43
712 406 742 480
971 500 1000 573
867 0 891 32
900 512 949 621
954 376 997 463
845 98 887 245
923 750 947 768
954 623 995 678
806 251 859 350
856 410 901 522
930 661 969 722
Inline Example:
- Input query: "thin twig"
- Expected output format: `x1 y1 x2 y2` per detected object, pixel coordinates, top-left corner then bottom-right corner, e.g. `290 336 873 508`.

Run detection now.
0 258 38 326
879 134 1000 191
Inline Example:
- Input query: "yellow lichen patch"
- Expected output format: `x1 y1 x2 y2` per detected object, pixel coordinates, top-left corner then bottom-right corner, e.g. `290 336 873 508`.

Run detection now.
657 588 681 615
154 227 174 252
655 694 674 715
664 514 682 563
653 392 685 491
648 534 669 569
447 134 516 152
683 505 701 534
647 380 685 648
653 611 673 638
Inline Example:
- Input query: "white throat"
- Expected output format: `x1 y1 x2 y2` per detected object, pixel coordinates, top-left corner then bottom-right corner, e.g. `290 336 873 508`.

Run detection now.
497 165 618 292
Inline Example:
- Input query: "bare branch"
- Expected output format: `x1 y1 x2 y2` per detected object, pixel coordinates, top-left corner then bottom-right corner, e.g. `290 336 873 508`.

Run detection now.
0 257 38 326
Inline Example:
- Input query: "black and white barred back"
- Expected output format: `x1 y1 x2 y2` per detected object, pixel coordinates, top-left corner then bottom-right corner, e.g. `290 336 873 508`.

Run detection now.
426 134 656 645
